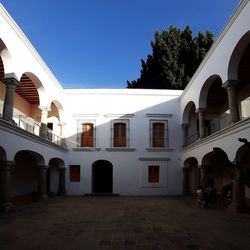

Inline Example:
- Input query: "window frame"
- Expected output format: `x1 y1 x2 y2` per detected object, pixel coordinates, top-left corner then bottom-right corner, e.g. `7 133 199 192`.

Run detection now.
148 165 160 183
111 119 130 148
69 165 81 182
77 120 96 148
149 120 169 148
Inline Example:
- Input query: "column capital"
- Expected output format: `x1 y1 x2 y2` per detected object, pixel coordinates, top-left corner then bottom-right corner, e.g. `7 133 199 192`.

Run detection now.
3 74 19 88
38 165 48 170
39 106 51 112
222 80 239 89
195 107 206 113
0 160 15 170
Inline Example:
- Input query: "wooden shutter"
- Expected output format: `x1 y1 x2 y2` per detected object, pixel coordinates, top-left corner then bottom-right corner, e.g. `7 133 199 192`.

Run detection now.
152 122 164 147
148 165 160 183
114 123 126 147
81 123 94 147
70 165 80 182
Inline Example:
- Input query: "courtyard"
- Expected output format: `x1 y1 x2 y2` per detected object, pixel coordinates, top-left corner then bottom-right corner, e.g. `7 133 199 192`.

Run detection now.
0 196 250 250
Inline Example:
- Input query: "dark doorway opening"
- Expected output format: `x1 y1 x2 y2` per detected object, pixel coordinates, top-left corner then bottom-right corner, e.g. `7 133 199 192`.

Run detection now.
92 160 113 193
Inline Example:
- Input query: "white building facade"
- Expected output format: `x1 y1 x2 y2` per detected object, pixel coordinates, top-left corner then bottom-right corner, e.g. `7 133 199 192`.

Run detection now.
0 1 250 212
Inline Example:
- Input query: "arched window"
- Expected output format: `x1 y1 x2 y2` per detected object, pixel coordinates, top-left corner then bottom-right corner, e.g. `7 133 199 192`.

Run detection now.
81 123 94 147
114 122 126 147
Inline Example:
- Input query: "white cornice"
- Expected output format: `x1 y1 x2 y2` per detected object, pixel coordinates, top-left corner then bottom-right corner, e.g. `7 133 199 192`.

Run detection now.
0 4 63 91
180 0 249 98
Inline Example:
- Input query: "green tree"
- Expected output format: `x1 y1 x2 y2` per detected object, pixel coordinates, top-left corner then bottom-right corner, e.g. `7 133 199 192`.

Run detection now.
127 25 214 89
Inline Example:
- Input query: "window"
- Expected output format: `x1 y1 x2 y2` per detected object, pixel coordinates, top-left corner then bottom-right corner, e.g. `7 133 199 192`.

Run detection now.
70 165 80 182
111 119 130 148
114 123 126 147
150 120 168 148
148 165 160 183
81 123 94 147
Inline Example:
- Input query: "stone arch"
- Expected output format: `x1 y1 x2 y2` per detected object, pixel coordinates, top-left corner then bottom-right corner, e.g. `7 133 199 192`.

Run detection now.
182 101 196 124
183 157 200 194
92 160 113 194
199 75 223 108
182 101 198 145
12 150 45 206
0 39 14 75
47 101 64 140
202 148 232 191
228 31 250 80
47 158 65 195
0 146 7 161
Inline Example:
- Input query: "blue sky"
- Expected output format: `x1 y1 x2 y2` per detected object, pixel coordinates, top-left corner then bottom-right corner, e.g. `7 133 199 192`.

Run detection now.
1 0 240 88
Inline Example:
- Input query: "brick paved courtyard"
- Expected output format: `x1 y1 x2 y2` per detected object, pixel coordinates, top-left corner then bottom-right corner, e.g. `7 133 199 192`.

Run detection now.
0 196 250 250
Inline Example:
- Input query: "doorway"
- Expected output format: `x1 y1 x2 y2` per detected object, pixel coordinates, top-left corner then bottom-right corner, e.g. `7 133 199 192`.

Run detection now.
92 160 113 193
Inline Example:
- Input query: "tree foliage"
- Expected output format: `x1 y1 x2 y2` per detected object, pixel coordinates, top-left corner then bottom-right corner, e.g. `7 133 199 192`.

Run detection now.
127 25 214 89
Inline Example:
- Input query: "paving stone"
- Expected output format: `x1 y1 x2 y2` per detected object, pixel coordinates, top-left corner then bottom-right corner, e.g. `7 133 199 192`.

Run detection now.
0 196 250 250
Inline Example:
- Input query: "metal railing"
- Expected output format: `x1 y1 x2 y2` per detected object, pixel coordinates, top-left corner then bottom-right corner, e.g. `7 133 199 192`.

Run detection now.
205 113 230 136
185 132 198 146
13 114 65 147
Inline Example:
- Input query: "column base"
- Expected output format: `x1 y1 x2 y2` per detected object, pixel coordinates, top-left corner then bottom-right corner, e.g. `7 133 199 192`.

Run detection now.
0 202 15 213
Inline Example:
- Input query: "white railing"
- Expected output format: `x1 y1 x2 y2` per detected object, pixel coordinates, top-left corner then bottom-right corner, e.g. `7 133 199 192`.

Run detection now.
12 114 65 147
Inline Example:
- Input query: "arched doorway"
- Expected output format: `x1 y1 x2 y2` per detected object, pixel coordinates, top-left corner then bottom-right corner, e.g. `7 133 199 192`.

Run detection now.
202 148 232 191
92 160 113 193
12 150 45 206
183 157 200 194
47 158 66 195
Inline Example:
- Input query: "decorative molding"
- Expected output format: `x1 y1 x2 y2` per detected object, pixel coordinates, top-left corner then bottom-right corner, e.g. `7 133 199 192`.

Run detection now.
104 114 134 118
72 147 101 152
73 114 101 118
139 157 171 161
105 148 136 152
146 148 174 152
146 114 173 118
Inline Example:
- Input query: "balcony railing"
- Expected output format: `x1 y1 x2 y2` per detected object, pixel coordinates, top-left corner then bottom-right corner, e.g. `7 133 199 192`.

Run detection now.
185 132 198 146
205 113 230 136
13 114 65 147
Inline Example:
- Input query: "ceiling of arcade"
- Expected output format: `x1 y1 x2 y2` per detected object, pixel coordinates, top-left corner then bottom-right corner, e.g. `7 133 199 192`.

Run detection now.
15 74 39 105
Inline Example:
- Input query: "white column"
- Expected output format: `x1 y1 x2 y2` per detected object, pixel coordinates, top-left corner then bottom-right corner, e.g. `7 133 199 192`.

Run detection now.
39 106 50 139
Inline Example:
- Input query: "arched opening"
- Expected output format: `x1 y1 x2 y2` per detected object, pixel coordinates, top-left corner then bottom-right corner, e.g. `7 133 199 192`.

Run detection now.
0 56 5 115
235 145 250 207
182 101 198 145
183 157 199 194
92 160 113 194
12 150 44 206
0 146 6 161
13 73 42 135
47 158 65 195
228 32 250 120
237 44 250 119
202 148 232 192
200 76 229 136
47 101 63 145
